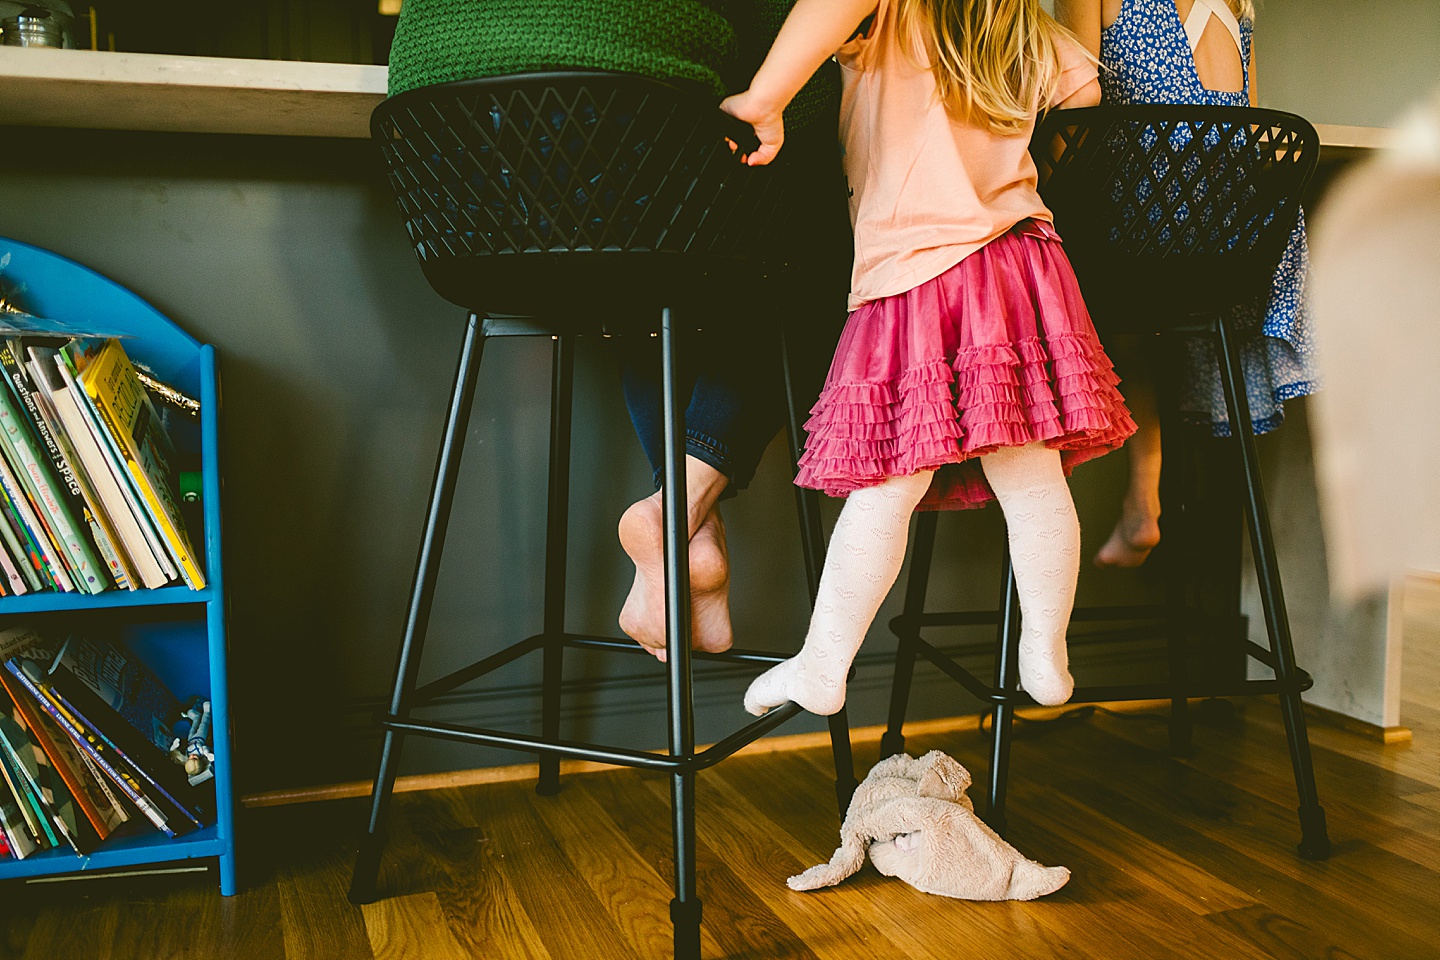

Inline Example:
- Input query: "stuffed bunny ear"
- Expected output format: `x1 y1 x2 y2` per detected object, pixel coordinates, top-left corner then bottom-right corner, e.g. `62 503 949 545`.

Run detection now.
915 750 972 801
787 834 868 891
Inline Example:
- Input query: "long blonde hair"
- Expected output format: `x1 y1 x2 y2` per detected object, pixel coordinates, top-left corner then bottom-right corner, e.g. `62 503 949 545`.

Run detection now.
895 0 1078 135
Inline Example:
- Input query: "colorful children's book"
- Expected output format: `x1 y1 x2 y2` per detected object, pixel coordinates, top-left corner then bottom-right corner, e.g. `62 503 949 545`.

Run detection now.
0 721 58 848
0 664 127 840
50 634 181 755
29 345 167 589
0 762 36 859
0 485 46 592
0 358 106 593
0 340 120 591
62 339 203 589
0 727 50 848
6 658 173 836
0 694 86 855
42 667 205 832
0 532 26 595
0 448 68 591
51 352 176 585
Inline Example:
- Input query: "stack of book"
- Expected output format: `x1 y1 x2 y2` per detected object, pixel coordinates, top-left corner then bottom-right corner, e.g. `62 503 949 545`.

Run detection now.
0 335 205 595
0 625 214 859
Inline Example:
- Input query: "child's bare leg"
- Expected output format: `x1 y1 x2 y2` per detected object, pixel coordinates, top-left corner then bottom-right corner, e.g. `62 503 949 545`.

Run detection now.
981 444 1080 706
619 457 732 659
1096 339 1162 568
744 470 934 716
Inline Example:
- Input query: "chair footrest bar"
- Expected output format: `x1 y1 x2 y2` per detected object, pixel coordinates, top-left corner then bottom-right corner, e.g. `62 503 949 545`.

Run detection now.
907 634 1314 706
692 703 804 770
411 635 545 705
382 701 809 773
412 631 797 710
561 635 792 665
384 716 688 770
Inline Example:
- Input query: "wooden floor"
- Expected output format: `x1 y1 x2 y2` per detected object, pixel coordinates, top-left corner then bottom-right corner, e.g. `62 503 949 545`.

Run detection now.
4 592 1439 960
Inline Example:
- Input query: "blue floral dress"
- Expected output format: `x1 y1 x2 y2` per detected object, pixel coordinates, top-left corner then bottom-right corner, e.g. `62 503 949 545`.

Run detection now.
1100 0 1318 436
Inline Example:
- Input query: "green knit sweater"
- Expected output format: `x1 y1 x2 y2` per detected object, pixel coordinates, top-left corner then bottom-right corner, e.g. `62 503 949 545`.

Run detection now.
387 0 835 130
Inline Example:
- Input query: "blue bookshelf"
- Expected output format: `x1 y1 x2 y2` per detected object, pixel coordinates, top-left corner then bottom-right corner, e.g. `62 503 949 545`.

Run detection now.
0 237 234 895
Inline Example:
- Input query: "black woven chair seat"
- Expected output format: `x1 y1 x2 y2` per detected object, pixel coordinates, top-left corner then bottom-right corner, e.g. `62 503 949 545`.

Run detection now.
372 71 788 321
1031 104 1319 331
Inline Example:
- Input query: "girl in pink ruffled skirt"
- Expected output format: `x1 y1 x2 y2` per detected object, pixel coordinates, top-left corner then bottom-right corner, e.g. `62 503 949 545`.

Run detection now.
722 0 1136 711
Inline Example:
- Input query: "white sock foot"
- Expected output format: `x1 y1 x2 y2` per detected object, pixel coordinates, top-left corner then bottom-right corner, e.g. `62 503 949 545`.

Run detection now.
745 471 934 717
1018 627 1075 706
744 656 847 717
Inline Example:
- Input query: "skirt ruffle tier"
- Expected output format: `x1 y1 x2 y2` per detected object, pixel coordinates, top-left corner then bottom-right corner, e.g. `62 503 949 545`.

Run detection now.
795 219 1137 510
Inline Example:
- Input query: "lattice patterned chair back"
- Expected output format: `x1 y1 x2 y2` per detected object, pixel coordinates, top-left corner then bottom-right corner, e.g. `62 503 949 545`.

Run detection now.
371 71 788 320
1031 105 1321 331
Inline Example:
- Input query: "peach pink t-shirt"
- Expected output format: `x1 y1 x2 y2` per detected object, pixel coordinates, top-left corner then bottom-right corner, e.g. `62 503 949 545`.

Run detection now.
837 2 1098 309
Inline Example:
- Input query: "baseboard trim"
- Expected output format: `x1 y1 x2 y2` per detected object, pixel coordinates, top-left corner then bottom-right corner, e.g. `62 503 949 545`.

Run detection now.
239 700 1172 809
1308 703 1413 744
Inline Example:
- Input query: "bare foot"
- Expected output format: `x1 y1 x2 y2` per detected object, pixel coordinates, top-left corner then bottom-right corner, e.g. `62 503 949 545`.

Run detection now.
1093 505 1162 568
688 508 733 657
618 493 733 660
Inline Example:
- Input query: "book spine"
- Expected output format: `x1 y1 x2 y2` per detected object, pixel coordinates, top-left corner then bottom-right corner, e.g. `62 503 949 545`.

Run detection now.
0 733 48 847
4 661 172 837
76 341 204 590
76 750 127 824
0 669 118 839
0 488 44 592
54 379 166 589
23 352 138 590
88 394 203 590
0 774 35 859
46 686 202 830
0 363 107 593
56 358 177 584
0 701 83 854
0 497 40 593
25 354 141 591
0 730 58 848
0 344 115 592
0 532 26 595
0 454 69 592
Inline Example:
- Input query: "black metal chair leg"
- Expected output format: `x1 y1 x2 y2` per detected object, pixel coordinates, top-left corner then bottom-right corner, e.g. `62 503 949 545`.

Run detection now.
781 321 857 817
661 307 703 959
1156 350 1194 757
882 512 940 760
986 550 1022 837
1215 316 1330 860
538 335 576 796
350 314 487 904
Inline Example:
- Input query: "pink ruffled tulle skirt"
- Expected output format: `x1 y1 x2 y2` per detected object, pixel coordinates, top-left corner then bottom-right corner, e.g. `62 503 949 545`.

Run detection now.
795 219 1137 510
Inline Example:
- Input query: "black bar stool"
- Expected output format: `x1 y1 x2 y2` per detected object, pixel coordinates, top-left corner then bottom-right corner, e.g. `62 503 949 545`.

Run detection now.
346 72 858 958
881 105 1331 860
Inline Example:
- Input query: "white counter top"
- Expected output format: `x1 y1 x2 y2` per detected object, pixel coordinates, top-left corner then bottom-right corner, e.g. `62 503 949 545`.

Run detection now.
0 46 386 138
0 45 1396 147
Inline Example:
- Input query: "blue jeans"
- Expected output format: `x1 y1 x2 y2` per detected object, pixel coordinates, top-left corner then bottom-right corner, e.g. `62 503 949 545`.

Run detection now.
618 328 785 492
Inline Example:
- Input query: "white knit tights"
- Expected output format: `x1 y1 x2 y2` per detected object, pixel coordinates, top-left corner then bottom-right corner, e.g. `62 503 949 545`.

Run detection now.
744 444 1079 717
981 444 1080 706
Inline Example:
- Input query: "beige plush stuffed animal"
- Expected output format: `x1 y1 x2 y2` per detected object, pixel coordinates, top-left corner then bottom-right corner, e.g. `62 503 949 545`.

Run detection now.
789 751 1070 901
